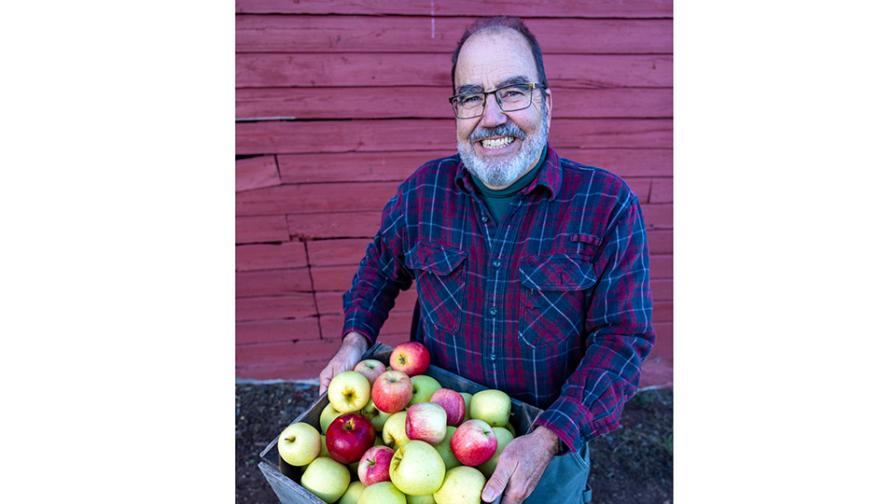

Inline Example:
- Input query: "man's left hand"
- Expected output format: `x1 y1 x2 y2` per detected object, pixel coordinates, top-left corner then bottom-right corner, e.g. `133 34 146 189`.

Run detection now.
481 426 560 503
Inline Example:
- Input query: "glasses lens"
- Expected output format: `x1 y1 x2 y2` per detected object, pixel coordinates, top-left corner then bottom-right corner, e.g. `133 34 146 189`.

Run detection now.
454 94 484 118
497 85 533 112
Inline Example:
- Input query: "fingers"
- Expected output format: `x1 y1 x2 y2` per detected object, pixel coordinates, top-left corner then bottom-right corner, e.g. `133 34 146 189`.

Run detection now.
318 367 332 396
482 454 516 502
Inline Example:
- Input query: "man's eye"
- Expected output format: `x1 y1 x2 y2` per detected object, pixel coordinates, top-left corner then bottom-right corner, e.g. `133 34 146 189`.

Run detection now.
459 95 483 105
499 87 526 98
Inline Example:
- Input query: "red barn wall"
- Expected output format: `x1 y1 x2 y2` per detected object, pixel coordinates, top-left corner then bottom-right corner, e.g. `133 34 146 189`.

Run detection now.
235 1 673 385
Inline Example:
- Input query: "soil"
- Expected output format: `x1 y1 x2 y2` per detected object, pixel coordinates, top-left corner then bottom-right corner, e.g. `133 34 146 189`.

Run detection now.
236 383 672 504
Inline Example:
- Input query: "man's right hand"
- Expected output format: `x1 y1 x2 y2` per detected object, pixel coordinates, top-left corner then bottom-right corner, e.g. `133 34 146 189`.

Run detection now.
318 331 369 395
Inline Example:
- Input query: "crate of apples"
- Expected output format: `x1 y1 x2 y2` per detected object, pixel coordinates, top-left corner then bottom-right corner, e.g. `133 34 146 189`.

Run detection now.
258 341 543 504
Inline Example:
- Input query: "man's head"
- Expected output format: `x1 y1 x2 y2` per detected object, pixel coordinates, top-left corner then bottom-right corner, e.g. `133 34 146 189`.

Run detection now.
450 17 552 189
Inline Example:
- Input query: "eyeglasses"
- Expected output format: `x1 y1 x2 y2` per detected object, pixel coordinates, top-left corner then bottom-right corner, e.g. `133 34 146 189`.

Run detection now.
448 82 545 119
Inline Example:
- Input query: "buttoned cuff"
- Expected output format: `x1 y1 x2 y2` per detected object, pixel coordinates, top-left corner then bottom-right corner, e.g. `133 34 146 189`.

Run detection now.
340 326 375 349
531 396 623 453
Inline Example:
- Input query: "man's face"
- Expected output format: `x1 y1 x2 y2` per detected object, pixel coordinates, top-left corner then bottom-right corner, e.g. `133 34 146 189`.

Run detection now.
453 29 552 189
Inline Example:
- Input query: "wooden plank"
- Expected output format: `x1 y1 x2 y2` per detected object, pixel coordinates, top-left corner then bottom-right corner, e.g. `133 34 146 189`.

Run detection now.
642 203 672 229
236 268 313 296
237 16 672 54
236 338 343 380
277 149 670 184
235 242 308 271
236 54 671 88
236 215 289 244
647 229 673 255
649 177 672 203
237 87 672 120
653 300 672 323
316 289 418 315
651 321 673 360
651 278 672 301
288 211 381 239
236 317 322 345
306 239 369 267
235 0 673 18
312 265 358 292
236 119 672 155
236 155 280 192
320 311 415 340
237 182 397 216
236 294 318 322
651 253 672 279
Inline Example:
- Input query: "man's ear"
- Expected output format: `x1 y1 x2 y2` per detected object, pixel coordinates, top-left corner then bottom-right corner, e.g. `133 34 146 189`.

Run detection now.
543 88 553 127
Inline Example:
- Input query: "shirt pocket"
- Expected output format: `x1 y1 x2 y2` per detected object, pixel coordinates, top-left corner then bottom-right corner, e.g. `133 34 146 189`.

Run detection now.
518 253 597 348
405 241 468 335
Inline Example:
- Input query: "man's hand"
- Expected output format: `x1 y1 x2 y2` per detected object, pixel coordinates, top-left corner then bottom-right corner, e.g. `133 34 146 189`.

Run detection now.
318 332 369 395
481 426 560 503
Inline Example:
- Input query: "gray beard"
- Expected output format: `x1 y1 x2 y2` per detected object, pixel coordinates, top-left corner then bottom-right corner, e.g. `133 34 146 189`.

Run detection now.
457 114 549 189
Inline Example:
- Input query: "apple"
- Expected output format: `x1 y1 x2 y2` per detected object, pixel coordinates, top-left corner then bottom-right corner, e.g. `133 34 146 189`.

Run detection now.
429 389 465 426
477 427 514 477
277 422 320 467
469 389 511 427
372 370 414 413
320 434 331 457
410 375 441 405
301 457 351 504
390 341 430 376
320 403 343 433
407 495 435 504
329 371 372 413
432 466 486 504
358 445 395 486
382 411 410 448
450 419 497 466
361 398 391 432
327 413 376 464
406 402 447 444
354 359 387 385
339 481 366 504
459 393 472 421
389 440 446 496
359 482 407 504
504 422 516 437
432 426 460 470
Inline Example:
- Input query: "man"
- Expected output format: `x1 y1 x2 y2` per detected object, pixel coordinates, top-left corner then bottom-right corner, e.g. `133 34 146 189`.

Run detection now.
318 16 655 504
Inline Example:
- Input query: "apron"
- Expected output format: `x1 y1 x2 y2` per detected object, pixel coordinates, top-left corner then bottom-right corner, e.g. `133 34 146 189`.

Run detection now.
495 442 592 503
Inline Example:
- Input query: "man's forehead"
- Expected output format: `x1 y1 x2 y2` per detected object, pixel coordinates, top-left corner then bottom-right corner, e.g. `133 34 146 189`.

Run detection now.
454 29 537 87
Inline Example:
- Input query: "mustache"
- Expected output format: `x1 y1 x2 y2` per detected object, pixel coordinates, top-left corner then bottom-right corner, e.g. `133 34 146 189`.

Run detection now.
469 123 527 142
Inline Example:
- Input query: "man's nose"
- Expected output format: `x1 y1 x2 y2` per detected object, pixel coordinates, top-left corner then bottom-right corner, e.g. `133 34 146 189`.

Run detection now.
479 93 507 127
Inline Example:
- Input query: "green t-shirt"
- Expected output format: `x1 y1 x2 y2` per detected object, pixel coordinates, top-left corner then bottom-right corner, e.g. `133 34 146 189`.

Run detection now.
470 146 547 224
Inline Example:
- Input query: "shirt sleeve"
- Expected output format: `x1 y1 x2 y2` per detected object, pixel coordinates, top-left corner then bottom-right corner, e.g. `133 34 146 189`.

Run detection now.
532 192 656 452
341 189 415 347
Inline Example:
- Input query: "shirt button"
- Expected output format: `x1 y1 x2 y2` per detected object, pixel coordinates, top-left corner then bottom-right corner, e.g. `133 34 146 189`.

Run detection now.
490 354 496 361
481 216 488 222
492 260 501 268
488 307 497 316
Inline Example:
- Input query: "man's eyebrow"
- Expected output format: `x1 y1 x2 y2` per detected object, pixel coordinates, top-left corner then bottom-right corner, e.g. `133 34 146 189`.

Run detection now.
455 76 532 95
456 84 483 95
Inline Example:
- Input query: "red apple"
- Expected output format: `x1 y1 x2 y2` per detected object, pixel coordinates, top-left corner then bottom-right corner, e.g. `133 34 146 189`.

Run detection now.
389 341 430 376
325 413 376 464
430 388 465 426
406 402 448 444
353 359 387 385
451 419 497 466
357 445 395 486
371 370 413 413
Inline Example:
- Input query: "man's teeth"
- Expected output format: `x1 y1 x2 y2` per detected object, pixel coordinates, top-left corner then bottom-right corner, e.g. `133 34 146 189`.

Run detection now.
480 136 514 149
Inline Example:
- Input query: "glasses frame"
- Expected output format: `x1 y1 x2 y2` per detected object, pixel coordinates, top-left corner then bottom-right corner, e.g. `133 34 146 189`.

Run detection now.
448 82 546 119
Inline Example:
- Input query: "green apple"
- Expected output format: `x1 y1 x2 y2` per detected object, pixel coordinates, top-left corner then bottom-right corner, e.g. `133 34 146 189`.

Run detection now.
277 422 320 467
407 495 435 504
301 457 351 504
389 440 446 496
329 371 372 413
339 481 365 504
433 466 486 504
361 398 390 432
320 403 342 433
410 375 441 405
432 426 460 470
359 482 407 504
320 434 330 457
382 411 410 448
477 427 514 477
459 393 472 421
469 389 511 427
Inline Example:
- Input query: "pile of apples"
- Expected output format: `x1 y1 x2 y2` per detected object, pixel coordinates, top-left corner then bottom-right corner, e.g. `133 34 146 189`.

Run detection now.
277 342 517 504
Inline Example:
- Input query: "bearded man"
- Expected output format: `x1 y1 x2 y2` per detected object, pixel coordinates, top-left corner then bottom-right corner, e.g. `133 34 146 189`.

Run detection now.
318 16 655 504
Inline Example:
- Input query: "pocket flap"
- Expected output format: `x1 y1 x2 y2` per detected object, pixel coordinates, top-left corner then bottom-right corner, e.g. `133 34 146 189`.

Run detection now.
520 254 597 291
406 242 467 276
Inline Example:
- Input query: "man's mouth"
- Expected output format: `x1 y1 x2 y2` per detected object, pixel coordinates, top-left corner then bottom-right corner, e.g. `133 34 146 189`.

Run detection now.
478 136 516 149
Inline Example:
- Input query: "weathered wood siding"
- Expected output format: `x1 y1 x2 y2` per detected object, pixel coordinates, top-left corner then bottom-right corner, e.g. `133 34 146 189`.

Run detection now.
236 1 673 383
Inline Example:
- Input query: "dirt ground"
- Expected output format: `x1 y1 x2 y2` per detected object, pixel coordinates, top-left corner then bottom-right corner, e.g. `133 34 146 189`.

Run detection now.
236 383 672 503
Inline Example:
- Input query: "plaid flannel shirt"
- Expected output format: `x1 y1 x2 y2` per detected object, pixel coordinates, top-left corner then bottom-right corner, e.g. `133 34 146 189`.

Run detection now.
342 145 655 452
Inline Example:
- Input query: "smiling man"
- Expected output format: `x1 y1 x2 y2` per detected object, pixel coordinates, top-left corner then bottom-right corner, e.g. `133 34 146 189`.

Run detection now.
318 16 655 504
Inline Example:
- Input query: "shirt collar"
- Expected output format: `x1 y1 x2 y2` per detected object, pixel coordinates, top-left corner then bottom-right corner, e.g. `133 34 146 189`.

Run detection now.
454 143 562 201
